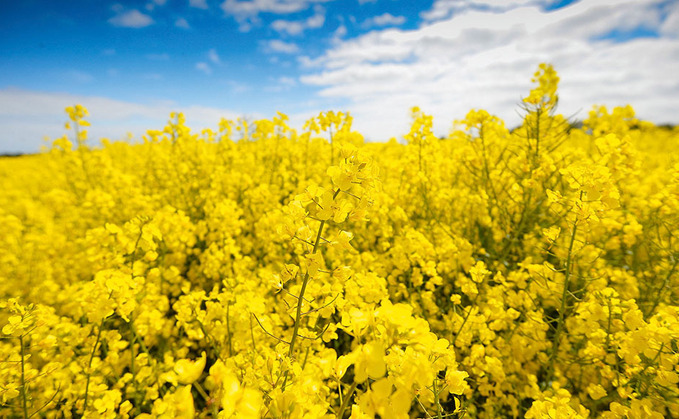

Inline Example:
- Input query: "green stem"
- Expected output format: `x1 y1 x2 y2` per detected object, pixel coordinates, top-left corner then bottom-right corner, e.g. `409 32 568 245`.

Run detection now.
452 293 481 346
283 189 340 389
287 270 313 358
194 381 218 418
194 317 222 361
130 316 140 412
336 381 358 419
83 320 104 414
434 379 443 419
226 303 233 357
249 315 257 367
73 119 93 187
647 256 677 316
20 334 29 419
329 126 334 166
288 189 339 358
545 197 579 387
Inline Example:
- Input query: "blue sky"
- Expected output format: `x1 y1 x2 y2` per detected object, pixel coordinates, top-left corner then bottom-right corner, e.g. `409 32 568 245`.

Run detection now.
1 0 678 153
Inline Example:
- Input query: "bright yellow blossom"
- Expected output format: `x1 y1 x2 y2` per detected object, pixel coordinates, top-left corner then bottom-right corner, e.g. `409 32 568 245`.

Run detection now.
174 351 206 384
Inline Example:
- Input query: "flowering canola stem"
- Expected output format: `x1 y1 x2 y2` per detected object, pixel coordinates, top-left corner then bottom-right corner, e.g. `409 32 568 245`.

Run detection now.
545 196 580 387
289 188 340 358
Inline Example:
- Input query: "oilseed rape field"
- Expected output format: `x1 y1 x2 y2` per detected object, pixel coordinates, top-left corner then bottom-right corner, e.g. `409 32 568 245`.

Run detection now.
1 64 678 418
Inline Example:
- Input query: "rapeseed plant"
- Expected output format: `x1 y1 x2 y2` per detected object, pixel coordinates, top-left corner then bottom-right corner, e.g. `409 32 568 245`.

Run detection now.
1 64 678 418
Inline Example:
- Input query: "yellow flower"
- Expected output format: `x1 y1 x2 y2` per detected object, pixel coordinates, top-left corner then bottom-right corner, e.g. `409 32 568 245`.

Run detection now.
300 251 324 276
445 370 469 395
656 369 679 387
587 383 607 400
174 352 206 385
221 373 262 418
543 226 561 242
331 230 354 251
353 342 387 383
469 261 490 283
280 263 299 282
171 385 195 419
327 164 355 191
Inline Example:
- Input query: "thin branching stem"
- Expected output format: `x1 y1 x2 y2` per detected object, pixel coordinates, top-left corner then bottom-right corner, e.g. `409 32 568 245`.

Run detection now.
83 320 104 414
282 189 340 389
544 192 581 387
19 334 28 419
336 381 358 419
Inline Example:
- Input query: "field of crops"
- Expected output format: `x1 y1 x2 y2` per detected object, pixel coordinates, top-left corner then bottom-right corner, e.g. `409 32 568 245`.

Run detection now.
1 64 678 418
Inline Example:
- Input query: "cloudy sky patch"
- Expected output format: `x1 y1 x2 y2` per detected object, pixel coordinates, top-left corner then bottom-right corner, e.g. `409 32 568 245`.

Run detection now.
0 0 677 153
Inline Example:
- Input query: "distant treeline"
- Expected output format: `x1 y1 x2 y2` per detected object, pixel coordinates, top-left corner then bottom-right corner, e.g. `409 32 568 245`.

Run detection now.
0 152 31 158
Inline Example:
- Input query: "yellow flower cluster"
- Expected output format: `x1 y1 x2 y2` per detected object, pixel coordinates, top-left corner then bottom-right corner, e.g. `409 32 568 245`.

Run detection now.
1 64 678 418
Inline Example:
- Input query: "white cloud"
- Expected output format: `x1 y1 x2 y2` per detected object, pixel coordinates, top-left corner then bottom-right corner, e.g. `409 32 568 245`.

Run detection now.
306 7 326 28
222 0 329 16
300 0 679 141
279 76 297 86
660 0 679 38
362 12 406 28
271 6 325 35
0 89 246 154
109 9 154 28
266 39 301 53
237 22 254 32
145 0 167 10
175 17 191 28
221 0 330 30
265 76 298 92
208 49 221 63
190 0 210 9
421 0 544 21
196 62 212 74
271 19 304 34
102 49 116 56
332 24 347 40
